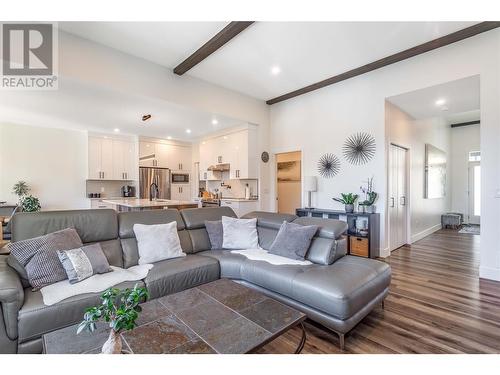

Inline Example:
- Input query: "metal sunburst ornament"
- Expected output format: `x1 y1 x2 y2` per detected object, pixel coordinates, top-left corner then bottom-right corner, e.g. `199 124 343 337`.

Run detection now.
317 153 340 178
343 132 376 165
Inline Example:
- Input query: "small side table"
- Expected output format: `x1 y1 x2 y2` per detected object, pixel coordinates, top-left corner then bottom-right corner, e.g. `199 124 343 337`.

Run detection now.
0 241 10 255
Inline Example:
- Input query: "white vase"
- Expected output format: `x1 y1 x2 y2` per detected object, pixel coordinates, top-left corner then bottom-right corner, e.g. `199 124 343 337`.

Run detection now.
102 330 122 354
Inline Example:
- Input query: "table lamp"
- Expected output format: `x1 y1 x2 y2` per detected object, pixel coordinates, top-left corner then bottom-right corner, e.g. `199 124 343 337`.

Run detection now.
304 176 317 209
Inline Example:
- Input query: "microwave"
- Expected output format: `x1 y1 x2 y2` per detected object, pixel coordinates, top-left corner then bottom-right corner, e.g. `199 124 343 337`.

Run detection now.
171 173 190 184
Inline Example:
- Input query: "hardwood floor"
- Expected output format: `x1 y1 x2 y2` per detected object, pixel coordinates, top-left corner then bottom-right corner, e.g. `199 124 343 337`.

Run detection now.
258 229 500 354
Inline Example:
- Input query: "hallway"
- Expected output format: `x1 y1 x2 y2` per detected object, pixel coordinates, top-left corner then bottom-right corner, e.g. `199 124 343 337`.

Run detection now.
259 229 500 353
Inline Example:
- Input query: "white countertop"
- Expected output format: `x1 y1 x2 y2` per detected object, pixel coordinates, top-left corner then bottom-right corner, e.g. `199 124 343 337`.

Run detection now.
220 198 259 202
102 198 197 208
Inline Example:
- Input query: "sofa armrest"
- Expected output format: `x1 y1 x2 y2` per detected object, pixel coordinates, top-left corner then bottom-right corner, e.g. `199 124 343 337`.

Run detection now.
0 256 24 340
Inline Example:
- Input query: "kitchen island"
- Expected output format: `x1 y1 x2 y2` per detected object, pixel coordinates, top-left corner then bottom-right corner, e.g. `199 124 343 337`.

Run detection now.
102 198 198 212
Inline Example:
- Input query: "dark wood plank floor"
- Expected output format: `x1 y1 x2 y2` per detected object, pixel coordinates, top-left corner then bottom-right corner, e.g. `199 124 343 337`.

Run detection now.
258 229 500 353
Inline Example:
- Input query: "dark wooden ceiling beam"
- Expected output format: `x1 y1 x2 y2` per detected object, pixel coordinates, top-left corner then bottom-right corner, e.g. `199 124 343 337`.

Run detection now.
267 22 500 105
174 21 254 75
451 120 480 128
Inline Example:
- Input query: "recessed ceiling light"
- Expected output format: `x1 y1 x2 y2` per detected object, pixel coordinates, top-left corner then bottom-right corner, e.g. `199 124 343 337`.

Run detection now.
435 99 446 106
167 136 172 140
113 128 120 133
223 136 228 140
186 129 191 134
271 65 281 75
212 119 218 125
202 141 206 145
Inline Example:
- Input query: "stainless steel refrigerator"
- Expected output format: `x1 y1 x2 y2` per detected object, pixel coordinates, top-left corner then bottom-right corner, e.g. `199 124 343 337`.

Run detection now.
139 167 171 200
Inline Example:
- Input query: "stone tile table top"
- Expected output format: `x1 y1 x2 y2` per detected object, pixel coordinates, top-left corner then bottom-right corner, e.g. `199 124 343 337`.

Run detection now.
42 279 306 354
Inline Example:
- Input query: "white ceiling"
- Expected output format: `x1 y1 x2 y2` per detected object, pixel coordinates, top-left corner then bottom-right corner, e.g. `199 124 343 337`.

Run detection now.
59 21 477 100
0 79 245 140
387 75 480 121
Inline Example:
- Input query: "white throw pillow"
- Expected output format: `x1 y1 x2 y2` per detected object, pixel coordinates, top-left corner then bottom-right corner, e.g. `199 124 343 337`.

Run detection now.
133 221 185 264
222 216 259 250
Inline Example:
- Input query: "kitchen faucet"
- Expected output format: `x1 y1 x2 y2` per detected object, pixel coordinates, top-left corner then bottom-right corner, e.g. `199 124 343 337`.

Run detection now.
149 182 159 201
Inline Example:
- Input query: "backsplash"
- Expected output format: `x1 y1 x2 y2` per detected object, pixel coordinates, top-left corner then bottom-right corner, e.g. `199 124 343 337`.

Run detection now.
86 180 137 198
205 179 258 199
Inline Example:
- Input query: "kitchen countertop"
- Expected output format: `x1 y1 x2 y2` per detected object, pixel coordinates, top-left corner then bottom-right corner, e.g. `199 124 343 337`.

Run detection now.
219 198 259 202
102 198 197 208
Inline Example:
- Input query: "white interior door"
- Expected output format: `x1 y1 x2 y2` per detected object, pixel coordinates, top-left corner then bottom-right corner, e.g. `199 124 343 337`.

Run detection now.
468 161 481 225
389 144 408 251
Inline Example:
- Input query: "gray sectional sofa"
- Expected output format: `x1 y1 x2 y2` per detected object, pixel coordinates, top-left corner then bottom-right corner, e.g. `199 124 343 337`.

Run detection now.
0 207 390 353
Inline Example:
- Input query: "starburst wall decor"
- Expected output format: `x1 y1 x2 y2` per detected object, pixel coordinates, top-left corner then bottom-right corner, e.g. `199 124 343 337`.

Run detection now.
317 153 340 178
343 132 376 165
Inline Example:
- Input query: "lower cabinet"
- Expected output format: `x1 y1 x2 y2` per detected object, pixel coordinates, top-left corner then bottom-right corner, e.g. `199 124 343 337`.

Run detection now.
220 200 259 217
171 184 191 201
90 200 116 210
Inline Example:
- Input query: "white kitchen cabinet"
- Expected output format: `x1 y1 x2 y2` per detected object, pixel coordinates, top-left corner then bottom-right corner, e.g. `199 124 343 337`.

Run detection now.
139 140 191 170
169 145 191 171
199 126 258 181
112 140 136 180
88 137 113 180
89 136 136 180
220 200 259 217
171 184 191 201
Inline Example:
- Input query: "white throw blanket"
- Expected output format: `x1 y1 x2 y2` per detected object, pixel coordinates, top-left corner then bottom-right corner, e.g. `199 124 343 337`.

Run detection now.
231 248 312 266
40 264 153 306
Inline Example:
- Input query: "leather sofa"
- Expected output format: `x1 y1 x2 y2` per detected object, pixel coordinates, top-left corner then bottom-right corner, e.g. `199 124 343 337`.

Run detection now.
0 207 390 353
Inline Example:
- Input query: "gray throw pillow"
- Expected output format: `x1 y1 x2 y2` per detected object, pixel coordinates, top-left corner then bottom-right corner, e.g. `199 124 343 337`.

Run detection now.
9 228 83 290
205 220 223 250
58 243 112 284
269 221 318 260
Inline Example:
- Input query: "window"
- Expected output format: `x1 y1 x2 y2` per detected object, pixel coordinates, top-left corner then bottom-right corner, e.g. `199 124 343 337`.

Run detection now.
469 151 481 162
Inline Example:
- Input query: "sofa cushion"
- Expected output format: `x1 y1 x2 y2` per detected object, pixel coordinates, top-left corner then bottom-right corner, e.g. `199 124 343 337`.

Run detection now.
291 256 391 320
306 236 347 265
11 209 118 243
57 244 112 284
133 222 185 264
198 250 247 279
180 207 237 230
269 221 318 260
222 216 258 249
18 280 144 343
119 210 192 267
144 255 220 299
205 220 223 250
241 211 298 250
292 217 348 240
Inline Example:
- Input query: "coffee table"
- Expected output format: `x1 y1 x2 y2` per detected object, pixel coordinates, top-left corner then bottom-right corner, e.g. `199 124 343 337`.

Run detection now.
42 279 306 354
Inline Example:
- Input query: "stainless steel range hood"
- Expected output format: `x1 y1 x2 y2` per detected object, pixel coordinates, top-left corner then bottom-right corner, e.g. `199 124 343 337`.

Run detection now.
207 163 230 172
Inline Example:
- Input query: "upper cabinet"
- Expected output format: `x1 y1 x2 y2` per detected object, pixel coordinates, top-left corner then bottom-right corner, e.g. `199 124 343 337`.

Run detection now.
88 136 136 180
139 139 191 171
199 126 258 180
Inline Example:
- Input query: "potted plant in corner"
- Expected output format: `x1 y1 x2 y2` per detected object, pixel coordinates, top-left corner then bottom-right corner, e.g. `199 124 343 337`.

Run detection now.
77 284 149 354
332 193 359 213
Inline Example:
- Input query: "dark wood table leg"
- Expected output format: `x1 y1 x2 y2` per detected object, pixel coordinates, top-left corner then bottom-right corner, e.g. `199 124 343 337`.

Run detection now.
295 322 306 354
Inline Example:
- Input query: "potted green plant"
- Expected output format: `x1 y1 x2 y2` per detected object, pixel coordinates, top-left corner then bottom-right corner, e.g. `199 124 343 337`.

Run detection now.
78 284 149 354
20 195 41 212
332 193 359 213
12 181 30 204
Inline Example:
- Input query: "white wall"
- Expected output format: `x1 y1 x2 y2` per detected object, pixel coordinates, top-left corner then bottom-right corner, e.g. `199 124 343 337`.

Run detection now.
0 123 88 210
450 124 481 221
269 30 500 281
386 102 452 243
58 31 272 210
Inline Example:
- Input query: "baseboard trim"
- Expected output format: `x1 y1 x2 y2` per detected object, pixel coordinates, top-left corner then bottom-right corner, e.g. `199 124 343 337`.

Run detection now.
379 247 391 258
480 266 500 282
411 223 442 243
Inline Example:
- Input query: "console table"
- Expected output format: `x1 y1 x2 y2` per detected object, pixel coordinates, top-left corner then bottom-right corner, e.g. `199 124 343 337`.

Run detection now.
296 208 380 258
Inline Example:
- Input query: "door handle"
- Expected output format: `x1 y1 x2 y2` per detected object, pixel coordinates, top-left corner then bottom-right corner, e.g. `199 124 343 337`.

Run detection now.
400 196 406 206
390 197 395 208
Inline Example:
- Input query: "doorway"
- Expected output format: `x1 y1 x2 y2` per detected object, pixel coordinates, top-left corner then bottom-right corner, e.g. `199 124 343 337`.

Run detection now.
276 151 302 214
389 144 409 251
468 159 481 225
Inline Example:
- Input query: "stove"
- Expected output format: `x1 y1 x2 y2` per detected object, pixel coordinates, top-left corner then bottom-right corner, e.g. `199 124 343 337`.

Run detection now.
201 199 221 207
